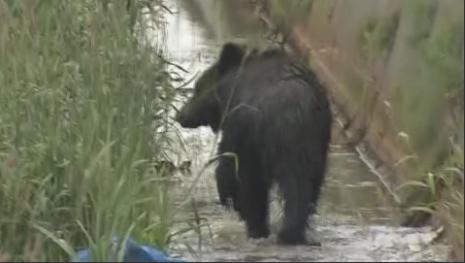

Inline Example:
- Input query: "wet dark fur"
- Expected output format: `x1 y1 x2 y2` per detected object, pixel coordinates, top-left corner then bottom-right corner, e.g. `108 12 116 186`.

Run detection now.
176 43 332 245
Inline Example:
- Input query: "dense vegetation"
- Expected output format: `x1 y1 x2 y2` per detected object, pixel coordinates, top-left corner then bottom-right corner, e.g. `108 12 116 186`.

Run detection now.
0 0 177 260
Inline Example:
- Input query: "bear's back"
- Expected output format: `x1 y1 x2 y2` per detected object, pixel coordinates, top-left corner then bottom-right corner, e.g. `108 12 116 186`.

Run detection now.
218 48 326 115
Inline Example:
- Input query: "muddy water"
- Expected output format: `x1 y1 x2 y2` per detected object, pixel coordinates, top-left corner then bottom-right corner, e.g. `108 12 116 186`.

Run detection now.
155 1 449 261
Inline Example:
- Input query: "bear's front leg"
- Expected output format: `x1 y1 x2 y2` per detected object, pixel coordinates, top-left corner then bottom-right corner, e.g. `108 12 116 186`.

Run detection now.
215 137 244 219
215 158 242 212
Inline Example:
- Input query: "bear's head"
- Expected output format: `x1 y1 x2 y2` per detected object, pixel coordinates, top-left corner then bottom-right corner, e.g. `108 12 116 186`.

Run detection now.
176 42 247 132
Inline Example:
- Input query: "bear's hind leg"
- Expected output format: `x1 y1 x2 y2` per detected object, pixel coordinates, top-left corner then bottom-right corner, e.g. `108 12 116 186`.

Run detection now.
276 160 325 245
239 161 270 239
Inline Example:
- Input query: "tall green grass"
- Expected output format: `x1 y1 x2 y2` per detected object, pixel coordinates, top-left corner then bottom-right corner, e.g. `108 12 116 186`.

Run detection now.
0 0 177 261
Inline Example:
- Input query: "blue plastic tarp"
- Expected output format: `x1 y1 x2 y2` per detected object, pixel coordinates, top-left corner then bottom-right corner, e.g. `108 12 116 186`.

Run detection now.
72 237 185 262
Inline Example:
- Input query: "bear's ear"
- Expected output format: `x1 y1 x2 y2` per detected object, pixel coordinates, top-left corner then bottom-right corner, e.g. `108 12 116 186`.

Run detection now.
217 42 246 74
